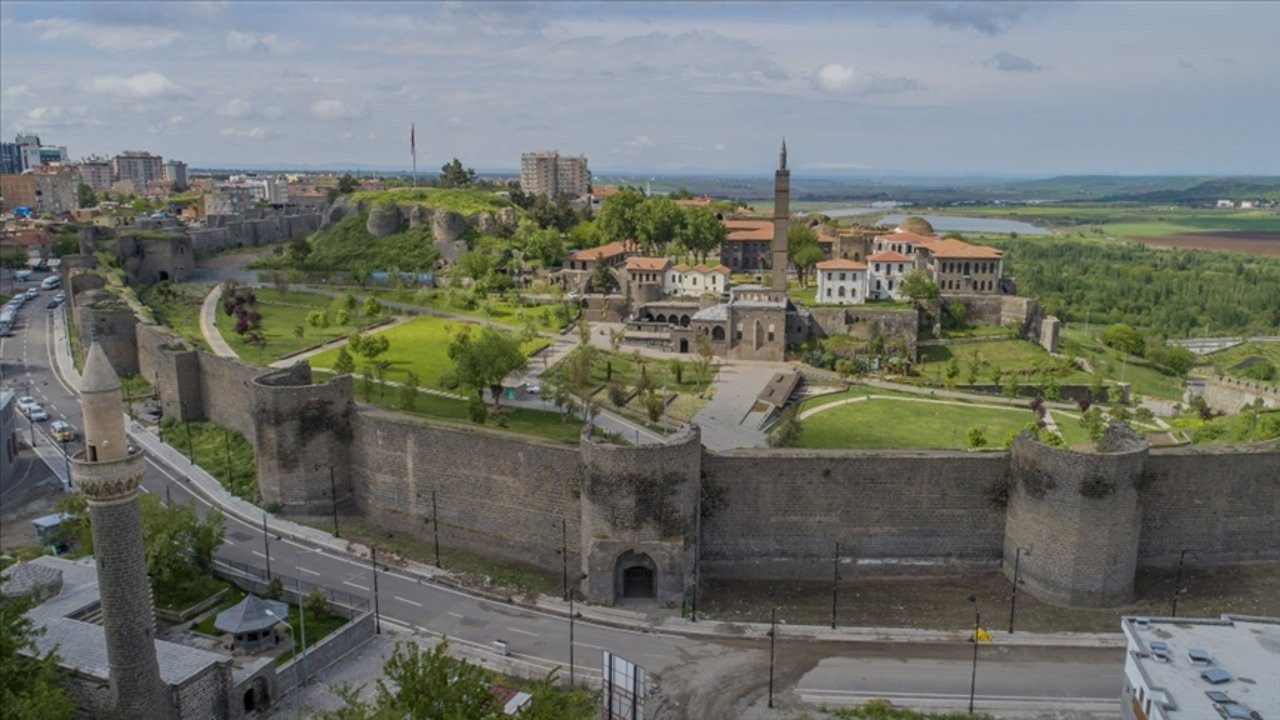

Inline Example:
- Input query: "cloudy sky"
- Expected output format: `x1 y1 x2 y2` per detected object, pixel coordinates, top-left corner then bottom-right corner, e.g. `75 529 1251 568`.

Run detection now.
2 1 1278 176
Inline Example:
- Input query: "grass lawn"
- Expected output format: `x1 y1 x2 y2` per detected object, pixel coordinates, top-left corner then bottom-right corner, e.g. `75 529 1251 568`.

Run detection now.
160 418 257 502
795 384 923 415
552 348 719 395
154 573 231 612
1059 328 1186 400
795 397 1034 449
1174 408 1280 445
315 370 582 444
214 288 370 362
1050 410 1095 447
364 286 570 333
1200 342 1280 387
348 187 517 216
138 282 213 352
917 339 1091 384
307 315 546 392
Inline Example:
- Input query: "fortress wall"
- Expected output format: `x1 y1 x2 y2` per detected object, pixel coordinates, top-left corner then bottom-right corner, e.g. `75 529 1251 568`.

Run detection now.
74 307 140 377
1139 446 1280 563
1198 376 1280 414
252 364 353 513
700 450 1009 579
195 353 261 440
349 414 583 574
135 324 203 422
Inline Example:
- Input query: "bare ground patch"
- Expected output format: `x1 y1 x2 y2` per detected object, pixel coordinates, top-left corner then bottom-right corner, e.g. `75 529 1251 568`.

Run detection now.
1132 231 1280 256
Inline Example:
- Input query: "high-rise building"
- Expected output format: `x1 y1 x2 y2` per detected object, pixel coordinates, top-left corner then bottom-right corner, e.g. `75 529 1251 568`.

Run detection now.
111 151 164 187
164 160 188 190
0 142 23 175
520 150 590 197
69 344 173 719
0 166 79 214
79 156 114 192
15 134 43 171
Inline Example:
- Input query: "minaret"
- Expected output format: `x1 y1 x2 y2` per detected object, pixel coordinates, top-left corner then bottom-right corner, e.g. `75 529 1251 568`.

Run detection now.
70 344 172 720
772 137 790 294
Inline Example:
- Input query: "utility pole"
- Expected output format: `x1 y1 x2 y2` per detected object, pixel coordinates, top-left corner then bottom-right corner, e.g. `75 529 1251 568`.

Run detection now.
831 542 840 629
1008 546 1029 634
768 606 779 709
561 518 569 601
371 547 381 634
432 490 441 568
329 467 340 538
181 401 195 463
968 594 980 715
1172 548 1189 617
262 511 272 580
224 426 234 489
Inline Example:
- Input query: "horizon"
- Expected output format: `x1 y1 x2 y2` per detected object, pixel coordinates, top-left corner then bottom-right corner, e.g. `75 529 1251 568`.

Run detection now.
2 1 1278 175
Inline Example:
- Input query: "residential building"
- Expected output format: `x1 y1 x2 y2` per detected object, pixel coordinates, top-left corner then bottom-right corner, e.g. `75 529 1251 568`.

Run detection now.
667 263 730 296
915 239 1004 295
111 151 165 187
78 156 113 192
815 258 868 305
164 160 188 190
867 250 912 300
1120 614 1279 720
719 219 774 272
226 174 288 204
564 241 629 271
520 150 590 197
15 134 43 171
203 186 255 216
0 166 79 215
1216 199 1235 208
0 142 21 175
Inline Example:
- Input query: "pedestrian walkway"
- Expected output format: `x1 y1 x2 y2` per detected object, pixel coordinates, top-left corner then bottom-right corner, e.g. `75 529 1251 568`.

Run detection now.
692 364 779 450
198 283 238 358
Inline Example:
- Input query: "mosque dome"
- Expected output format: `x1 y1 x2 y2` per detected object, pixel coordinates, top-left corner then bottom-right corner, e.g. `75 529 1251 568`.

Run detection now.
899 216 934 235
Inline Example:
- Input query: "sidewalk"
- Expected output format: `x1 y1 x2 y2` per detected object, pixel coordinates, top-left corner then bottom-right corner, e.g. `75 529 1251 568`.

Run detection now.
198 283 238 358
48 307 1123 652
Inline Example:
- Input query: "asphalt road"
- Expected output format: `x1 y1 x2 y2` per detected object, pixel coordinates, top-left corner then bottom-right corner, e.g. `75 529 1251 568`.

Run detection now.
0 272 1125 718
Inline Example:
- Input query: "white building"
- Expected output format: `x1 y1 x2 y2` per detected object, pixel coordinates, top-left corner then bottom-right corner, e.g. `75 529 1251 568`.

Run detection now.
1216 199 1235 208
815 258 867 305
1120 614 1279 720
867 250 911 300
667 262 730 296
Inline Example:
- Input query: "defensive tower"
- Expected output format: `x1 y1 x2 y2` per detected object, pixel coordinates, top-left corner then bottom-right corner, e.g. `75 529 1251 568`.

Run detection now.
70 343 173 719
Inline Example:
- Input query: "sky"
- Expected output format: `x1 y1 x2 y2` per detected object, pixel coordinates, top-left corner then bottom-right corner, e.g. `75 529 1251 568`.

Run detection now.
1 1 1278 177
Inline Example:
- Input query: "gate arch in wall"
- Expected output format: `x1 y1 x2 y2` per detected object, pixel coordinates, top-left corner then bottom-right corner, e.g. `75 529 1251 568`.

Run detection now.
614 550 657 602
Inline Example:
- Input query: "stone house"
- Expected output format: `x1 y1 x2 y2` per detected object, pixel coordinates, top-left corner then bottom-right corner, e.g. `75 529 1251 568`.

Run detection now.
815 258 867 305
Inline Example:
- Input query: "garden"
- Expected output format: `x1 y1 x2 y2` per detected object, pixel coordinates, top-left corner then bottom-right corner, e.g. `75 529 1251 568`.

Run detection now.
213 286 375 362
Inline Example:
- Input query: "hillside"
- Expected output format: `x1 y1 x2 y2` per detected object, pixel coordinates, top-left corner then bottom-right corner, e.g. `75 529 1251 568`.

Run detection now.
1100 178 1280 204
348 187 516 215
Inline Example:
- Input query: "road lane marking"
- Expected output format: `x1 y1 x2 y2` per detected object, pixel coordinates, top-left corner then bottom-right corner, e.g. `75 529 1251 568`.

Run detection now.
505 627 538 638
343 580 370 591
251 550 267 559
297 566 321 576
394 596 423 607
447 611 464 619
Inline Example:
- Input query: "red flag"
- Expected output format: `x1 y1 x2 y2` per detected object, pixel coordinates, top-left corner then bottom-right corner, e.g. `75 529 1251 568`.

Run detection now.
410 123 415 155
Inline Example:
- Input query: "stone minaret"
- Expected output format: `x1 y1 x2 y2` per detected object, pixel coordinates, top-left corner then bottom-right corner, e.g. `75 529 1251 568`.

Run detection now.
772 138 790 293
71 343 172 720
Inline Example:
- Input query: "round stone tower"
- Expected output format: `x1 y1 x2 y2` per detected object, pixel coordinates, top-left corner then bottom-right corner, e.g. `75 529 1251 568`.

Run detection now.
71 343 173 720
1005 423 1148 607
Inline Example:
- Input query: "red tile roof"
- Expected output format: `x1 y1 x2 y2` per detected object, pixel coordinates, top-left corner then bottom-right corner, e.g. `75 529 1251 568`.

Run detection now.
567 241 628 262
722 219 773 241
624 256 670 271
925 239 1003 259
816 258 867 270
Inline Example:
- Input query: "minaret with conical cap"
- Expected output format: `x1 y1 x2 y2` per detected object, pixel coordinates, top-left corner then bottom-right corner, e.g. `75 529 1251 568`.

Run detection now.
772 137 790 294
71 343 172 720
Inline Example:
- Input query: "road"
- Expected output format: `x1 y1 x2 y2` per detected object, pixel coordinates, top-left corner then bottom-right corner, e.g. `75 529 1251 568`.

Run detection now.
0 271 1124 718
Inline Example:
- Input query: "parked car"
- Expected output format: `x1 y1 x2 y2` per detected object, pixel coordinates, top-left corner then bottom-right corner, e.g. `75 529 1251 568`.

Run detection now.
17 396 39 413
46 299 60 309
25 287 39 299
51 420 74 442
53 291 66 303
526 382 541 394
28 404 49 422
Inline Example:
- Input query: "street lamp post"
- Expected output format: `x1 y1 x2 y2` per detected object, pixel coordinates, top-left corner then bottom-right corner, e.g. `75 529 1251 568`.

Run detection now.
768 606 780 709
371 547 381 635
264 608 300 720
1171 548 1191 617
968 594 980 715
1008 546 1030 634
181 401 195 463
329 467 339 538
569 572 586 687
431 490 441 568
831 542 840 630
560 518 569 601
223 426 234 490
262 511 272 580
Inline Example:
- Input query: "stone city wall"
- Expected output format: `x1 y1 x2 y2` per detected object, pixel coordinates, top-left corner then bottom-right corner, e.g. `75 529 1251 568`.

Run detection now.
349 412 584 574
171 660 232 720
1195 375 1280 414
699 449 1009 579
188 213 321 256
195 353 263 441
806 306 920 359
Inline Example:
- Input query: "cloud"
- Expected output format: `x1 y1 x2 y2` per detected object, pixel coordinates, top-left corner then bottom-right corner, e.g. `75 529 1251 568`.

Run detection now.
217 98 253 118
310 99 361 120
81 71 188 99
812 64 921 95
261 106 284 120
226 30 295 53
28 17 181 50
913 1 1030 36
610 135 657 155
985 52 1043 73
219 126 275 140
4 84 29 98
1178 58 1198 73
444 116 469 129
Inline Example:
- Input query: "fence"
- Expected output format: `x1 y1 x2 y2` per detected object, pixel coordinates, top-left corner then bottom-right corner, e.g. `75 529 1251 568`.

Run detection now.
214 558 370 615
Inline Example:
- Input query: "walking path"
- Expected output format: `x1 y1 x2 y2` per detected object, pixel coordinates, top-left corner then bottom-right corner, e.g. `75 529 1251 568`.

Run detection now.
48 308 1124 658
198 283 237 358
797 393 1043 422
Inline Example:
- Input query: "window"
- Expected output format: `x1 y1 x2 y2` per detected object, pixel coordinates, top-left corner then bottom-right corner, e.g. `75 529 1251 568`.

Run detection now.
875 263 881 273
838 286 846 297
839 272 846 281
826 288 832 297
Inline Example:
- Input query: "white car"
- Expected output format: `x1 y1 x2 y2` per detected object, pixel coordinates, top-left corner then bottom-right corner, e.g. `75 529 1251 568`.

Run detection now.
53 291 66 303
28 404 49 422
25 287 39 299
526 382 541 395
17 395 39 413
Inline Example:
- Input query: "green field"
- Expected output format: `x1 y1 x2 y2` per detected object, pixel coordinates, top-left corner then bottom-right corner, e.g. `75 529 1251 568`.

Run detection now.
794 397 1034 449
1200 342 1280 387
159 418 257 502
307 315 547 391
364 286 572 333
215 288 370 362
1059 328 1187 400
138 282 213 352
559 348 719 395
917 339 1090 383
919 205 1280 236
348 187 518 215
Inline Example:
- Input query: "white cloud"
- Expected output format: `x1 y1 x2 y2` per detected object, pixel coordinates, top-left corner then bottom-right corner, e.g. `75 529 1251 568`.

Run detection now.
217 98 253 118
714 143 726 152
610 135 657 155
444 116 469 129
262 106 284 120
310 99 361 120
28 17 180 50
81 71 188 99
985 52 1043 73
812 64 921 96
4 84 30 98
220 126 275 140
226 30 294 53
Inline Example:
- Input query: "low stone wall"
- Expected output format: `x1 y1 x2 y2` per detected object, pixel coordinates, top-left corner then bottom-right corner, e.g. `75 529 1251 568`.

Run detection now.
275 611 376 693
1194 375 1280 413
807 305 921 360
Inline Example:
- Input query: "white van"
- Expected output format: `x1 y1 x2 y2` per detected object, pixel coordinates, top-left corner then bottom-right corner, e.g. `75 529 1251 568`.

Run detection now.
41 275 61 290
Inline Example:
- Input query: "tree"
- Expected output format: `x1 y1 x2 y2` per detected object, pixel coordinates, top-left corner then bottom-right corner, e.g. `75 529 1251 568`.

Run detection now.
768 407 801 447
668 357 685 385
337 174 359 195
607 382 628 408
446 326 528 408
305 587 328 619
316 640 502 720
635 196 682 254
944 356 961 389
968 427 987 449
287 234 311 262
348 333 390 365
899 269 940 301
0 582 75 720
335 308 352 326
76 182 98 209
676 206 726 263
307 309 331 330
139 494 225 587
589 261 617 294
399 371 419 411
1102 323 1145 356
361 296 382 318
595 187 645 244
524 227 565 267
453 251 494 284
438 158 477 188
334 292 358 313
787 223 821 287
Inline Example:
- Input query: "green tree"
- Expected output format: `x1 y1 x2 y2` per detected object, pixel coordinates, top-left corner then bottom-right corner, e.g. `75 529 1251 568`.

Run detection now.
944 356 961 389
595 187 645 244
287 234 311 262
899 269 940 301
1102 323 1145 356
337 174 359 195
307 309 330 330
335 308 352 326
332 346 356 375
524 227 565 267
607 382 628 408
76 182 98 209
768 407 801 447
139 494 226 587
316 640 501 720
589 261 617 294
362 296 383 318
399 371 419 411
334 292 358 313
453 251 495 284
305 587 328 619
668 357 685 385
0 582 75 720
438 158 477 188
635 196 682 254
676 206 727 263
446 326 528 408
348 333 390 365
787 223 822 287
968 427 987 449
